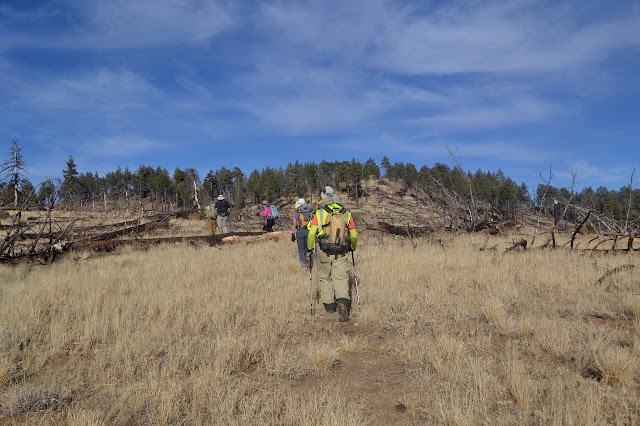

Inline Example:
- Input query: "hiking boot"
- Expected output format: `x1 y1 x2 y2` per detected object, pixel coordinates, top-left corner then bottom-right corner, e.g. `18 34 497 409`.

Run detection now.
323 302 336 313
336 298 350 322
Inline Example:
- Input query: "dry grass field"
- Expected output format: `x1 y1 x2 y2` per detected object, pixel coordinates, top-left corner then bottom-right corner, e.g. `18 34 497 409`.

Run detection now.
2 227 640 424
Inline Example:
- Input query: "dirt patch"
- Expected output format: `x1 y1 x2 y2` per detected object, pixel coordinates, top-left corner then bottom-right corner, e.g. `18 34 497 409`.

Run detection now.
292 316 411 424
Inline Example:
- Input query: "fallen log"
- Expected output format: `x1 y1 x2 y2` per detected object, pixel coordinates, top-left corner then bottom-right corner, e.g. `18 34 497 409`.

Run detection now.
368 221 434 237
1 231 291 264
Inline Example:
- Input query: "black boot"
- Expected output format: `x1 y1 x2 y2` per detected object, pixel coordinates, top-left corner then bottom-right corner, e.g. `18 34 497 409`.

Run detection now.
323 302 336 313
336 298 350 322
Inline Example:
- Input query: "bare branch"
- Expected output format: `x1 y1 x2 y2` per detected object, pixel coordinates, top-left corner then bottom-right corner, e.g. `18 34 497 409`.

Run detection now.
625 168 636 233
532 164 553 247
445 146 476 231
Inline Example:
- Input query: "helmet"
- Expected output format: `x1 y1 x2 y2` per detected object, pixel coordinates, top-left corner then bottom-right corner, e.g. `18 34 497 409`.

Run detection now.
295 198 306 209
262 200 269 205
217 195 225 200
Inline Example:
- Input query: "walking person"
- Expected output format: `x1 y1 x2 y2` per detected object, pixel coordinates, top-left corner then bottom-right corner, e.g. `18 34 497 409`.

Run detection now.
214 195 231 234
206 204 217 236
314 186 334 211
292 198 312 267
306 193 358 322
257 200 275 232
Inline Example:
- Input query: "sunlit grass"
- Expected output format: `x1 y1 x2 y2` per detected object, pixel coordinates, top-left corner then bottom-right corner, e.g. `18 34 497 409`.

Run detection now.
1 232 640 424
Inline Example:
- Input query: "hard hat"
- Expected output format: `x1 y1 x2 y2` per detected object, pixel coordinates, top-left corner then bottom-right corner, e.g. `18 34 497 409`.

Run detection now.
295 198 306 209
217 195 225 200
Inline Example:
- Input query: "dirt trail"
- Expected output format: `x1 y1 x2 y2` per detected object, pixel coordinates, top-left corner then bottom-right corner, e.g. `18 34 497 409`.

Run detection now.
299 315 413 424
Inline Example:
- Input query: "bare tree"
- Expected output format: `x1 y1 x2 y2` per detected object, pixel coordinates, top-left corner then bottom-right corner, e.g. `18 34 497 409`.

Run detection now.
550 171 577 248
624 168 636 233
1 139 28 207
531 164 553 247
445 146 476 231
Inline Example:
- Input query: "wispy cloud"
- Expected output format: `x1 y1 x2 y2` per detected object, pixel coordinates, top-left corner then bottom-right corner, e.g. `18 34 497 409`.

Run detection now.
12 68 160 112
255 0 640 74
567 160 637 188
1 0 639 192
1 0 235 50
80 135 167 157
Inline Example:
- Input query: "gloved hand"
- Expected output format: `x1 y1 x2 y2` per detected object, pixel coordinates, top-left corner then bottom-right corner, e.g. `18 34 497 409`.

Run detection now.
255 212 260 217
305 249 313 260
291 233 296 242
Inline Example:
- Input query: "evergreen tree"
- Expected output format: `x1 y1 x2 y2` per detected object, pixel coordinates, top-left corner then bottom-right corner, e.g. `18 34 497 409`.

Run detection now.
380 156 391 177
302 162 319 201
363 158 380 180
261 167 282 202
347 158 363 203
202 170 218 201
246 169 262 204
231 167 245 208
36 179 58 207
19 179 35 204
61 155 80 205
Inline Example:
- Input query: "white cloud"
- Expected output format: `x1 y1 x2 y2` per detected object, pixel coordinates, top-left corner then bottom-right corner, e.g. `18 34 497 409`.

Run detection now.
409 97 559 133
1 0 235 50
256 0 640 74
80 135 167 157
234 61 391 133
566 160 637 189
14 68 161 112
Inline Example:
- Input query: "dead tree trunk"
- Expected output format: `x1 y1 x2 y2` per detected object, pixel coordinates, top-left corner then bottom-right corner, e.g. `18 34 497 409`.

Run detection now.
570 210 591 249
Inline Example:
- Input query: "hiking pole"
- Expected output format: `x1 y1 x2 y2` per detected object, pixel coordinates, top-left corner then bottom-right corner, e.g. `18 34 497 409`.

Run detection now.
308 255 314 315
351 251 361 312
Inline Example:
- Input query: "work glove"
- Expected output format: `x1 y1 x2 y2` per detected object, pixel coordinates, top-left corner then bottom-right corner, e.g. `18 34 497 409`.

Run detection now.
291 233 296 242
305 249 313 260
255 212 260 217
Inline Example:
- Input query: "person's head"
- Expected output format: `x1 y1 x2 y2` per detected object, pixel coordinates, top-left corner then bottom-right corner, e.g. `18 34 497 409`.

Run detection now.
325 193 341 205
217 195 225 200
295 198 306 209
262 200 269 205
321 186 334 199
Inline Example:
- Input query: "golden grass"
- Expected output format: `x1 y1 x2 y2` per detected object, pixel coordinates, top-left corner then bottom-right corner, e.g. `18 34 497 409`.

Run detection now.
1 231 640 424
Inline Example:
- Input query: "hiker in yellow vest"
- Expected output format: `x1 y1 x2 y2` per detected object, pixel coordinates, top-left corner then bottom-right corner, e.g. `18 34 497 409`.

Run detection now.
313 185 334 212
306 193 358 321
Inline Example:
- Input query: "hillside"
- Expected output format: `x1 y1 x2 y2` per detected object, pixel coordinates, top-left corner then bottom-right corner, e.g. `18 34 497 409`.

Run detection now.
0 178 637 264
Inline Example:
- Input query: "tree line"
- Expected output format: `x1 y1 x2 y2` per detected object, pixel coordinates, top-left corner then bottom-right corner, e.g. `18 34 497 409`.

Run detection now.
1 140 638 227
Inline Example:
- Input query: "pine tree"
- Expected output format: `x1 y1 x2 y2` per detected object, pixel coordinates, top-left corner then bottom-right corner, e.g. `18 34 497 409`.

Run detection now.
61 155 80 205
380 156 391 177
246 170 262 204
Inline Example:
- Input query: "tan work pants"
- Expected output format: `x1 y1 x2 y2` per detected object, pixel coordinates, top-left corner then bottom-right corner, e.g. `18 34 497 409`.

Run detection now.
207 218 217 235
217 215 229 234
316 249 350 305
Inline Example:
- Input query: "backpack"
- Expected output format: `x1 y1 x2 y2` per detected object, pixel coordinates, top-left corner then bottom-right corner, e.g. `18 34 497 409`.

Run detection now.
269 205 280 219
217 200 230 216
317 204 352 255
297 204 312 228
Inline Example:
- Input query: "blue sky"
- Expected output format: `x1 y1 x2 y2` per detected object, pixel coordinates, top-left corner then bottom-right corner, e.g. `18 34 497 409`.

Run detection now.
1 0 639 195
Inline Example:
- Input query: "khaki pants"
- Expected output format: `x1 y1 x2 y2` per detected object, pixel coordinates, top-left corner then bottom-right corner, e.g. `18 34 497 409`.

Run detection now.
217 215 229 234
207 217 217 235
316 249 350 305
